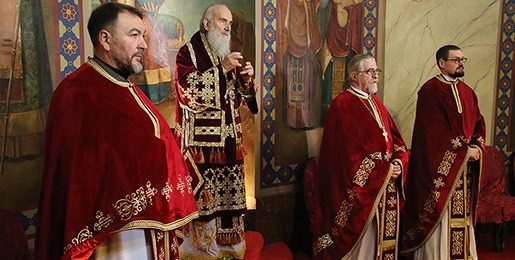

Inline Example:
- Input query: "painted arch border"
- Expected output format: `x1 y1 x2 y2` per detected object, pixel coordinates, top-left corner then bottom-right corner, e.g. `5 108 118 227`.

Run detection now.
495 0 515 159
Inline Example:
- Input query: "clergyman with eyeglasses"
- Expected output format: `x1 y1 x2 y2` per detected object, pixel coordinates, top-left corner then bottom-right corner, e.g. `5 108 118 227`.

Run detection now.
401 45 486 259
311 54 409 259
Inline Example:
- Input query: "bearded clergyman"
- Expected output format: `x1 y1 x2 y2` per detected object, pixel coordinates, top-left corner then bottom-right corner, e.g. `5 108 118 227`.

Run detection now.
174 4 258 259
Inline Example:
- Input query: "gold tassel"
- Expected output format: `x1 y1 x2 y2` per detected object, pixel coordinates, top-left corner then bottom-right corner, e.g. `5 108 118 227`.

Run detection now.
209 147 216 164
215 148 221 164
197 148 205 164
191 147 205 164
220 148 227 164
235 145 247 160
190 147 198 161
216 232 243 245
203 186 210 202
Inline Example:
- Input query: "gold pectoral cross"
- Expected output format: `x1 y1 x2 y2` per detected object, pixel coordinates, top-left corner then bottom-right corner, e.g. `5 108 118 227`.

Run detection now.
381 127 388 142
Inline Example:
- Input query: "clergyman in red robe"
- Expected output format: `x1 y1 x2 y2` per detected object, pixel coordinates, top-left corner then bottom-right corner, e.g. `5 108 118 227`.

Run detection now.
312 54 409 259
35 4 198 259
400 45 486 259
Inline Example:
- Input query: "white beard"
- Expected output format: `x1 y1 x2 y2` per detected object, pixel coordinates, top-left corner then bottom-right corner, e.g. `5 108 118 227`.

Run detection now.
369 83 378 94
132 62 143 74
207 29 231 58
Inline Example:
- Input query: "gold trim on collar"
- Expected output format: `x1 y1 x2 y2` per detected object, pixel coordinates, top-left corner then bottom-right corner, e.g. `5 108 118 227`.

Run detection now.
436 74 463 114
86 58 132 88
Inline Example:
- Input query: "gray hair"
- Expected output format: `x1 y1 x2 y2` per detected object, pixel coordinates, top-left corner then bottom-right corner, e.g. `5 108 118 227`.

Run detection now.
199 4 229 33
343 54 375 88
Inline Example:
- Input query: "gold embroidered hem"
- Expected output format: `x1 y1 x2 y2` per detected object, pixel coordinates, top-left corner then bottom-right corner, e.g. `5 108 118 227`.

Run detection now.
377 178 400 259
448 165 474 259
313 172 402 260
150 230 180 260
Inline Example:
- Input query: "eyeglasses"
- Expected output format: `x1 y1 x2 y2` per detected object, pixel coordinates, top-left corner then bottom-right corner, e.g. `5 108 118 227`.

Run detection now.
357 68 382 76
444 57 468 64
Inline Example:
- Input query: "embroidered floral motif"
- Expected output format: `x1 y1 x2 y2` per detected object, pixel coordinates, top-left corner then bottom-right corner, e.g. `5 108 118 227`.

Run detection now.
403 212 431 243
433 177 445 189
394 144 407 152
384 149 392 161
181 69 218 110
387 196 397 208
171 235 179 256
423 190 440 213
419 213 430 223
64 227 93 253
186 175 193 194
451 230 464 255
385 254 395 260
197 165 246 215
404 224 423 241
387 180 396 193
330 226 339 238
370 152 382 160
451 136 463 149
161 179 174 202
437 150 457 176
93 211 114 231
113 182 158 220
313 233 334 256
353 157 375 187
334 199 353 227
176 176 186 196
385 210 396 237
452 190 464 215
347 188 359 200
146 181 158 205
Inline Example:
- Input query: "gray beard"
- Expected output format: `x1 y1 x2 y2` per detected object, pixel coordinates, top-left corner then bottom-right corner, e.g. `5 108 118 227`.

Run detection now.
369 83 378 94
207 29 231 58
114 54 143 75
131 61 143 74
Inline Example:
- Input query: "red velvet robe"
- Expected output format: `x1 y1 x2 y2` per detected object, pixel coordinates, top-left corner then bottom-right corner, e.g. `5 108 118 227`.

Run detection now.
36 58 198 259
400 75 486 256
312 89 409 259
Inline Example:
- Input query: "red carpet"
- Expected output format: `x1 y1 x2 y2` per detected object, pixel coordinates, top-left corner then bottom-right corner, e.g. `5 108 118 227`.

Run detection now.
247 230 515 259
477 232 515 260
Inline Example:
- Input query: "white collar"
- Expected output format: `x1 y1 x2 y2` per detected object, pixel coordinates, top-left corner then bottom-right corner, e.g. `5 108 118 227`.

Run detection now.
441 73 458 82
350 86 370 98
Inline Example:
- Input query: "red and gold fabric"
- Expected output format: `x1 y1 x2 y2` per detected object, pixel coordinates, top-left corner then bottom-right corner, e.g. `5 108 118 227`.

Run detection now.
311 89 409 259
174 31 258 257
400 75 486 259
35 58 198 259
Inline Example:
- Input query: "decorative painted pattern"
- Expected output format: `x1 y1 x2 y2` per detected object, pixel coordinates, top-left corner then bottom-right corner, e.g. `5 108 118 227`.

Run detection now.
495 0 515 158
57 0 82 81
364 0 378 54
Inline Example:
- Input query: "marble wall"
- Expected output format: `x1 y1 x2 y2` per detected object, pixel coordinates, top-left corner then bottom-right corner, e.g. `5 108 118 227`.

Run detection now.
383 0 501 146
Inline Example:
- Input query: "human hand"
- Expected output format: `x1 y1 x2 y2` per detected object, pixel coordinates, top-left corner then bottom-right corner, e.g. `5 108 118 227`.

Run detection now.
239 61 254 79
142 2 159 13
391 162 401 179
222 52 243 72
467 147 480 161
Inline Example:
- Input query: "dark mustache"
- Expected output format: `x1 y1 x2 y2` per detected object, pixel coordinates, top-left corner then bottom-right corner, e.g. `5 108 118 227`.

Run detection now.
133 50 144 57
